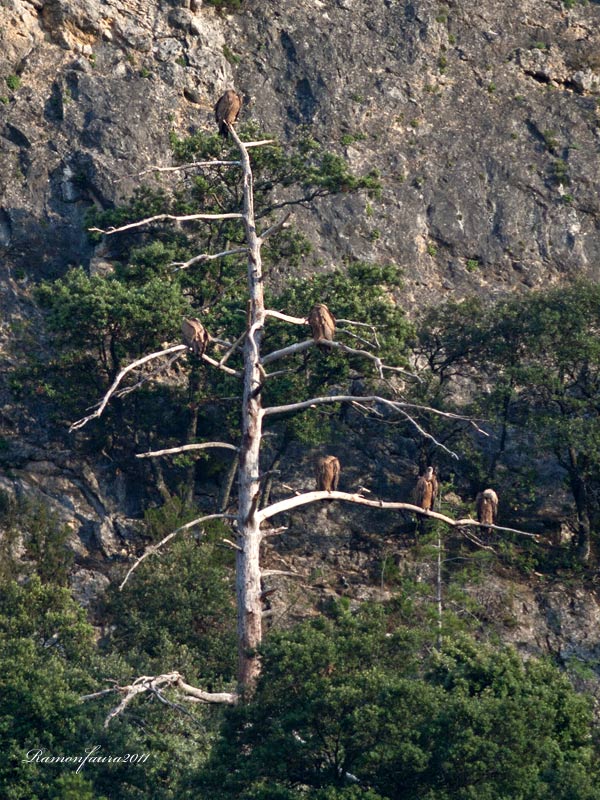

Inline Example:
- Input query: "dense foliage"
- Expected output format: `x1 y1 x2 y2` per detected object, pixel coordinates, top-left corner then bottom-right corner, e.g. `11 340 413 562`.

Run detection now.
418 281 600 562
8 118 600 800
0 526 236 800
198 606 600 800
4 572 598 800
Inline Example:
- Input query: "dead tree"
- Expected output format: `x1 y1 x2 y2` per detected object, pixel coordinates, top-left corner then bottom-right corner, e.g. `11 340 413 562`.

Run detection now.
72 123 537 721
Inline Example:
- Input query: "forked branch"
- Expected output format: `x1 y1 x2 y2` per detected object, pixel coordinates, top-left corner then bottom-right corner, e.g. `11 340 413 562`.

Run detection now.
70 345 187 431
82 672 237 728
262 394 486 458
260 337 418 380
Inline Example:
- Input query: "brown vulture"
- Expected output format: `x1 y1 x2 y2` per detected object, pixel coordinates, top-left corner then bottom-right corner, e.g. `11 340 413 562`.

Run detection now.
315 455 341 492
182 317 210 357
214 90 242 138
308 303 336 350
415 466 438 511
476 488 499 533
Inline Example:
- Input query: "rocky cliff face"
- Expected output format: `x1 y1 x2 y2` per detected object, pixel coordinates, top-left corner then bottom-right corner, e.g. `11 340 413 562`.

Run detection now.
1 0 600 694
1 0 599 296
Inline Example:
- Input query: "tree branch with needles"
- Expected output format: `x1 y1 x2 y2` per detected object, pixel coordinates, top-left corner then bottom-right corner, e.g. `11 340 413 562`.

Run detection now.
118 513 236 591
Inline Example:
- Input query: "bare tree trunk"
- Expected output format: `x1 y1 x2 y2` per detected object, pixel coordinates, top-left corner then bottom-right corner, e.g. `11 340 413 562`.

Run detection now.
567 448 591 563
436 530 443 650
230 127 266 692
182 364 202 506
219 453 240 513
488 384 512 482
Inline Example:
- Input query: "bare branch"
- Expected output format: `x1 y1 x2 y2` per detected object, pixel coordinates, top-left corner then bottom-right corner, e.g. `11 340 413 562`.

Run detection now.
109 156 243 184
70 345 187 431
171 246 248 272
222 538 243 551
242 139 276 148
336 318 381 329
395 408 459 460
263 393 479 429
136 442 239 459
262 526 288 537
201 352 243 378
219 330 247 368
262 339 314 365
258 211 292 243
115 352 184 399
336 327 378 349
82 672 238 727
132 160 242 178
460 528 497 552
118 513 235 591
175 677 238 705
80 687 118 701
89 212 243 236
256 490 540 539
264 309 307 326
263 368 297 380
260 338 418 380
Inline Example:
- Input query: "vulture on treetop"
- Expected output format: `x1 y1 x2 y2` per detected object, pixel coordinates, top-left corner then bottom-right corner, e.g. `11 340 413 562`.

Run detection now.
308 303 336 349
476 488 499 533
415 466 438 511
182 317 210 357
315 455 341 492
214 90 242 138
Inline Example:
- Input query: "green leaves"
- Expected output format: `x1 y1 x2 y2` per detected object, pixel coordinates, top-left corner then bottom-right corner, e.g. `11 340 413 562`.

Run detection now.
104 522 237 684
199 619 600 800
417 280 600 561
36 267 188 387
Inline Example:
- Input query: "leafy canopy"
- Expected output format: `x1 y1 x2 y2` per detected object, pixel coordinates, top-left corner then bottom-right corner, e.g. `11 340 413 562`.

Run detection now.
198 607 600 800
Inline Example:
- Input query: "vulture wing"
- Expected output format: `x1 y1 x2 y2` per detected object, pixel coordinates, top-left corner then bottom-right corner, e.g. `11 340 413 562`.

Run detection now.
308 304 336 344
329 457 340 491
182 318 209 357
415 476 428 509
215 90 242 138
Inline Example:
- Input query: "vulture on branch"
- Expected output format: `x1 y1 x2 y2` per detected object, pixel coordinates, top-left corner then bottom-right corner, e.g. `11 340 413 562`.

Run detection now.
315 455 341 493
415 466 438 512
214 90 242 138
476 488 498 534
308 303 336 350
182 317 210 357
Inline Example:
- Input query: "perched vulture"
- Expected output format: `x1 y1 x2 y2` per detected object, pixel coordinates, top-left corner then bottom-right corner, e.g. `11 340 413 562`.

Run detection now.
308 303 336 350
182 317 210 358
315 455 341 492
476 488 499 532
415 466 438 511
214 90 242 138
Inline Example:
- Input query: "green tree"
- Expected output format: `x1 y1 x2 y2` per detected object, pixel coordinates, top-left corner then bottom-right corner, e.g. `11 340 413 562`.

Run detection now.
0 576 98 799
197 610 600 800
0 568 234 799
417 282 600 562
33 126 383 502
103 515 237 685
